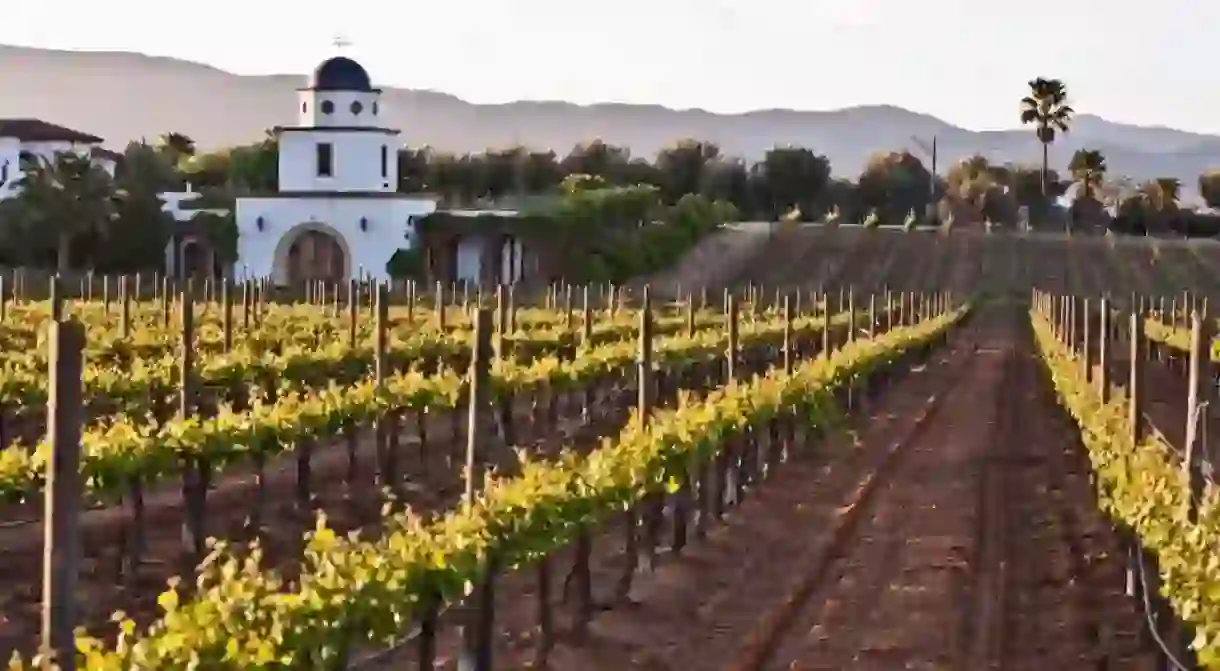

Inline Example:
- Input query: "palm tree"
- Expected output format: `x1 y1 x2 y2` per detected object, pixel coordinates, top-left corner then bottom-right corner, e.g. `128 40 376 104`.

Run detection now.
11 152 119 272
1020 78 1074 200
157 132 196 158
1068 149 1107 201
1155 177 1181 209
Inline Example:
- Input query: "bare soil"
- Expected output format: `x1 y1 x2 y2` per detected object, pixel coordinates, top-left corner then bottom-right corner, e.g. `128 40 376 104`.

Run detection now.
467 306 1156 671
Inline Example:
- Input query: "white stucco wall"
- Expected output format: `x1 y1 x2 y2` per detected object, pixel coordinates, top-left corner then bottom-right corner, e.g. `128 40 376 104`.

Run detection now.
277 130 398 193
234 195 436 283
298 90 384 128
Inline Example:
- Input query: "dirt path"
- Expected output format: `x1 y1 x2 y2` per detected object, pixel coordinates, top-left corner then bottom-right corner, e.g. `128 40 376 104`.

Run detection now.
527 306 1154 670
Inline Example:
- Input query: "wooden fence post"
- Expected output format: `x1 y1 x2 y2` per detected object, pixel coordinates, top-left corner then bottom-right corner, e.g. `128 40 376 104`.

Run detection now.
1098 296 1110 403
1184 310 1210 523
459 308 494 671
43 319 84 671
222 279 233 353
1082 297 1092 382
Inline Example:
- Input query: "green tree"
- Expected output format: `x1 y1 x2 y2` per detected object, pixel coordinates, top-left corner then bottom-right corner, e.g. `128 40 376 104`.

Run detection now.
654 139 720 203
397 147 431 193
1020 77 1074 199
1067 148 1107 201
226 134 278 192
522 150 564 193
753 147 832 220
1199 170 1220 209
857 151 936 224
6 152 119 271
560 140 631 183
101 142 179 271
156 132 197 171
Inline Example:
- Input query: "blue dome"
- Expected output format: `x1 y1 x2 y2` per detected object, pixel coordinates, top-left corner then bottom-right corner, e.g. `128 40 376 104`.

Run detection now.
310 56 373 91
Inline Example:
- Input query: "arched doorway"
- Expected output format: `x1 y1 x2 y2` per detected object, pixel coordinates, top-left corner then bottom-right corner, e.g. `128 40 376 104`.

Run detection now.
182 241 205 278
272 223 351 285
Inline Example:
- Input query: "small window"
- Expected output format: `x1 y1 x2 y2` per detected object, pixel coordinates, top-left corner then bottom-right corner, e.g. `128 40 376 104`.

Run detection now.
0 161 7 183
350 101 363 115
301 102 308 113
320 100 334 115
316 143 333 177
372 102 379 115
380 145 388 178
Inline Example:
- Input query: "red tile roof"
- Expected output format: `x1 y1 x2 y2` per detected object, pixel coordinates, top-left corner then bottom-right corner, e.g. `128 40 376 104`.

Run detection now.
0 119 103 144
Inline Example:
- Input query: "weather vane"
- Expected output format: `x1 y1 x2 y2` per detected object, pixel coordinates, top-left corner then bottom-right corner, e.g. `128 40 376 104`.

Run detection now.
332 35 352 51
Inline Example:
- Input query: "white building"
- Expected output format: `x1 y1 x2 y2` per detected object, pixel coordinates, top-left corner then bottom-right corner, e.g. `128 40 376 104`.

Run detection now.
0 119 119 200
234 55 437 284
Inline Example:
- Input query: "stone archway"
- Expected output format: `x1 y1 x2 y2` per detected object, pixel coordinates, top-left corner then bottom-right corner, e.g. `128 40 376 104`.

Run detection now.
272 222 352 285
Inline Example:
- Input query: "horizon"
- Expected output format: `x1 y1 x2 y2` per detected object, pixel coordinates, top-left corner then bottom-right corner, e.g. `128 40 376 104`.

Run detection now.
0 43 1203 139
3 0 1217 136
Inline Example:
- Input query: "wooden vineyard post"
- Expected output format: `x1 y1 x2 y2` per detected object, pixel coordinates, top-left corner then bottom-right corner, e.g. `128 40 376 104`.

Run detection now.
783 294 794 376
580 285 594 425
222 279 233 353
463 310 492 506
1081 298 1092 382
508 284 517 333
436 281 447 331
43 319 84 671
495 286 507 361
1184 311 1210 523
1068 295 1078 356
374 284 394 489
884 287 894 332
778 293 795 466
50 275 63 321
347 279 358 349
727 294 740 382
178 290 208 572
564 284 574 332
686 292 696 337
1098 297 1110 403
161 276 171 328
459 309 494 671
120 277 131 339
868 293 877 338
718 295 740 518
1124 311 1145 604
241 280 251 330
820 292 831 361
624 289 655 597
639 289 662 571
847 288 856 343
406 280 416 323
846 288 857 410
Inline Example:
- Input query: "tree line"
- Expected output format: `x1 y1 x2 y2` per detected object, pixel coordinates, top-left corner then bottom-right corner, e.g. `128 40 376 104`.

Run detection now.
4 76 1220 276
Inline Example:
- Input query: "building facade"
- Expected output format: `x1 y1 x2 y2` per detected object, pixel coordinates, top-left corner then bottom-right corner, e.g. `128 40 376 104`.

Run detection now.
233 55 436 284
0 119 118 200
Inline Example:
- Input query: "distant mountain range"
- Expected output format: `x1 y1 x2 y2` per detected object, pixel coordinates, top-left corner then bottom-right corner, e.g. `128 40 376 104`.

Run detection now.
3 44 1219 202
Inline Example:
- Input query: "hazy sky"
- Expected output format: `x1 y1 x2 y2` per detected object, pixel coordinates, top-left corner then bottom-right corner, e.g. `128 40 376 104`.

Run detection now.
3 0 1216 133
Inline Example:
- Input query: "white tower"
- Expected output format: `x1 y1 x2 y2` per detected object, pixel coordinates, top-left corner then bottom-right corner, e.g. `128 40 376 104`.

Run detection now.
233 53 436 284
277 55 398 193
